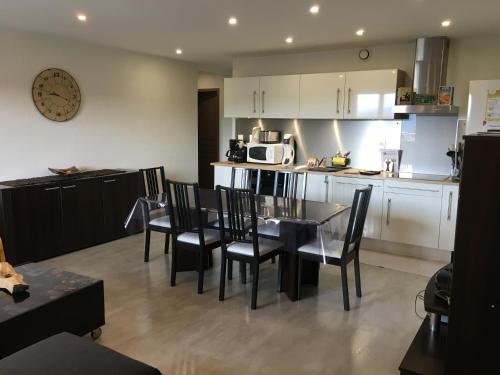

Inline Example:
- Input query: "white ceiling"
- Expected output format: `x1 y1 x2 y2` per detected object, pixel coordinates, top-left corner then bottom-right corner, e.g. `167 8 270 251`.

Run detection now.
1 0 499 74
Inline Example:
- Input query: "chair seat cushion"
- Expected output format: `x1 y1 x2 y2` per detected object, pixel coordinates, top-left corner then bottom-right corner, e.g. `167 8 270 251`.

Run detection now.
0 332 161 375
227 238 283 257
177 229 220 245
298 238 352 259
149 216 171 228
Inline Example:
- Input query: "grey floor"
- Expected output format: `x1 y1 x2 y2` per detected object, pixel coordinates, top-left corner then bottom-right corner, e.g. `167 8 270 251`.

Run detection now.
41 232 439 375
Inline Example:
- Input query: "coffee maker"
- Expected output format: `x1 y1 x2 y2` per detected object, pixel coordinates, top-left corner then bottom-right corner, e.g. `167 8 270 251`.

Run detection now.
226 139 247 163
282 134 295 166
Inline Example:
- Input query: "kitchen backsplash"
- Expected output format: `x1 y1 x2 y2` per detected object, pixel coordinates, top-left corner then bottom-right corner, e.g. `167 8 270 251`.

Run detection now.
235 115 458 175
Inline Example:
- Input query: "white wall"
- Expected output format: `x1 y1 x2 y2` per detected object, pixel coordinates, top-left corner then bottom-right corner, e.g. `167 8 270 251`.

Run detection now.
0 28 198 181
197 72 233 160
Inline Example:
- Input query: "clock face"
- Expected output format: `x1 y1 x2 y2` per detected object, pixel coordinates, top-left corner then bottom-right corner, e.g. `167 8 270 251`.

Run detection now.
32 68 81 122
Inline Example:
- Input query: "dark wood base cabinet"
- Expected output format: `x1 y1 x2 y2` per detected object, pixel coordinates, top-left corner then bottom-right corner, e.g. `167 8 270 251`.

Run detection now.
0 170 141 265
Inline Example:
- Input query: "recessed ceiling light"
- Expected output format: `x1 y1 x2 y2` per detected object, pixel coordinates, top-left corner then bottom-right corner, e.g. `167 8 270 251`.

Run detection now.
310 5 320 14
286 37 293 44
441 19 451 27
228 17 238 25
176 49 183 55
76 14 87 22
356 29 365 36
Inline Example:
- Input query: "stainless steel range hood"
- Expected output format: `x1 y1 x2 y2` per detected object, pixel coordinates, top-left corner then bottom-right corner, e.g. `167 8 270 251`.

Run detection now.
394 36 459 116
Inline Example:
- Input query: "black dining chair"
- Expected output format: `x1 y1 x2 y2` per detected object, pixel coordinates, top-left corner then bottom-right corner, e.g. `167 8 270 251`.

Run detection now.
139 166 171 262
297 185 372 311
166 180 221 294
216 185 284 309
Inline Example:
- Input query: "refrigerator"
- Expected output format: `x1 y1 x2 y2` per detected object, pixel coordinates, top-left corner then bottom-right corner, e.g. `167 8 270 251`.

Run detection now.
466 79 500 134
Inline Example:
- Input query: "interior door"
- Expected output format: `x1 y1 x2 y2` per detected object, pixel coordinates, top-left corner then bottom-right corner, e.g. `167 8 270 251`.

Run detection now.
299 73 345 119
198 90 220 189
224 77 260 118
260 75 300 119
344 69 399 119
61 179 103 252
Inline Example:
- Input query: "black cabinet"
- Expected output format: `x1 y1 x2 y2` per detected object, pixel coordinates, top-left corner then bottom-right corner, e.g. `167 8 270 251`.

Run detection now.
0 170 140 265
101 173 139 241
61 179 103 253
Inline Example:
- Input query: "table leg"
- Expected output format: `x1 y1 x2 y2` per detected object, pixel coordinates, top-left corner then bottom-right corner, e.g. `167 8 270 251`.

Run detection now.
280 222 319 301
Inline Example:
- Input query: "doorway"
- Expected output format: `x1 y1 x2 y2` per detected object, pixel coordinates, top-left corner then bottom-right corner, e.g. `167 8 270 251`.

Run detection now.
198 89 220 189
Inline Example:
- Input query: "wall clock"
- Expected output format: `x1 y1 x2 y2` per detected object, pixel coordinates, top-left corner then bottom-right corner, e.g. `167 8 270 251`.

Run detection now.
32 68 81 122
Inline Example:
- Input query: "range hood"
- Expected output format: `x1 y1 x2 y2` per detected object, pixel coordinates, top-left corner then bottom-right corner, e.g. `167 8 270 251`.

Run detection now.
394 37 459 116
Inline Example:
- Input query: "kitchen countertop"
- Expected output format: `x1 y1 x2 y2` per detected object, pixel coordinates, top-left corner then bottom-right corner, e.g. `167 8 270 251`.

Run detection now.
211 161 459 186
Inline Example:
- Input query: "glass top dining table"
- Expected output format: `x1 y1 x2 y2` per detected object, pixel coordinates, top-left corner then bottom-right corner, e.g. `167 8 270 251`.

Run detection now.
124 188 349 229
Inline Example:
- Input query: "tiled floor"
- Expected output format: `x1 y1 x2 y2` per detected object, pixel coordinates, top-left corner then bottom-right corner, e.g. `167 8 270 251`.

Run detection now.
41 232 446 375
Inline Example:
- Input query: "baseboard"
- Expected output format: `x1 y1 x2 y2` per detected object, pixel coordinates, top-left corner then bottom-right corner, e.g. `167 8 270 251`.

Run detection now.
361 238 452 263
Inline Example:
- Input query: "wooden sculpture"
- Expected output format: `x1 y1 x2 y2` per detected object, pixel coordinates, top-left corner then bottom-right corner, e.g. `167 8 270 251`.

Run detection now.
0 237 29 294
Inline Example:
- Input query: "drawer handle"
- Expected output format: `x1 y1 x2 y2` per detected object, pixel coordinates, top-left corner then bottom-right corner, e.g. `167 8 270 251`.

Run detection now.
104 179 116 183
387 186 440 193
44 186 60 191
447 191 453 221
63 185 76 189
386 198 391 225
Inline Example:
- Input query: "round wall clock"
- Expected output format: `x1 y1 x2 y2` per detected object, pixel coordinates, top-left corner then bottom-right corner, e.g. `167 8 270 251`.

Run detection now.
32 68 81 122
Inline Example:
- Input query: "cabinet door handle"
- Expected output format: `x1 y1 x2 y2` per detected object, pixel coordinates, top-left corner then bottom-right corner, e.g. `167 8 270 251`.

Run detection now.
447 191 453 221
44 186 60 191
253 91 257 113
104 179 116 183
386 198 391 225
324 176 329 203
347 88 352 114
336 88 341 114
62 185 76 189
261 90 265 113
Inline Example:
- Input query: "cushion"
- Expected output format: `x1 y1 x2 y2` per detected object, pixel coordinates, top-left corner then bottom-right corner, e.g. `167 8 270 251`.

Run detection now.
177 229 220 245
227 238 283 257
0 332 161 375
298 238 355 259
149 216 171 228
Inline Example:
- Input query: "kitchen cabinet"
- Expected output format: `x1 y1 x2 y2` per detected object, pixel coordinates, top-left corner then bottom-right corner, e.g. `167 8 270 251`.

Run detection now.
0 170 140 265
381 181 442 248
224 77 260 118
101 173 139 242
259 75 300 119
214 166 232 189
306 174 331 203
438 185 459 251
299 73 346 119
343 69 402 120
331 177 383 239
61 179 102 252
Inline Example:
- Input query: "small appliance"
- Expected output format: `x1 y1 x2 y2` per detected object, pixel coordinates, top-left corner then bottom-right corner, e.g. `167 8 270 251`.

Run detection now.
247 143 284 164
282 134 295 166
225 139 247 163
258 130 281 144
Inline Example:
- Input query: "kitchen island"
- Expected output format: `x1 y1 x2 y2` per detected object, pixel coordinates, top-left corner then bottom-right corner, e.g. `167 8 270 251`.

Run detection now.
212 161 459 261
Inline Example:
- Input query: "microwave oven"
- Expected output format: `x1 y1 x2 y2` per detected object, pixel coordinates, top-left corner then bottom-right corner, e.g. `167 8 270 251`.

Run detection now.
247 143 284 164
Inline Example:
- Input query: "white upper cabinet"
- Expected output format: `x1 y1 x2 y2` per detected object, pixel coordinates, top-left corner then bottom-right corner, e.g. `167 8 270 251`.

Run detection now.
344 69 401 120
299 73 346 119
224 77 260 118
259 75 300 119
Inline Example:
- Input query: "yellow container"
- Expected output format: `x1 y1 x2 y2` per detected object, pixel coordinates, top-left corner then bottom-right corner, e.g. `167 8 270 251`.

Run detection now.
332 157 349 166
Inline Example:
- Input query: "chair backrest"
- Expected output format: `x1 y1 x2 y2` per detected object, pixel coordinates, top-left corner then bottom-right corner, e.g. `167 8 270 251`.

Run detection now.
165 180 205 244
140 167 166 196
216 185 259 258
230 167 262 194
341 185 373 258
273 171 307 200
